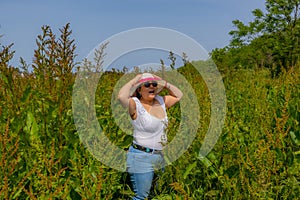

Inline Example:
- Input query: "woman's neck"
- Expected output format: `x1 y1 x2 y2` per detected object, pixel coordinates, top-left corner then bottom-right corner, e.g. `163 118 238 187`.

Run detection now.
140 97 154 105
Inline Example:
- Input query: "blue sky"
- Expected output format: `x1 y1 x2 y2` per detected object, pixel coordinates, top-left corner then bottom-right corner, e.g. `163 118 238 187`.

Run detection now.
0 0 266 68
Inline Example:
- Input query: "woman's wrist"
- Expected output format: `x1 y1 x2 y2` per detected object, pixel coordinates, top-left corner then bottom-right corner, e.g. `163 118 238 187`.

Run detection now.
133 74 142 82
130 74 142 86
164 80 170 89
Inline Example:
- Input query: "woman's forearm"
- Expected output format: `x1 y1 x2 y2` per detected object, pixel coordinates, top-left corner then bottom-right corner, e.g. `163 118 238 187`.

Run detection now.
118 74 141 107
164 81 183 100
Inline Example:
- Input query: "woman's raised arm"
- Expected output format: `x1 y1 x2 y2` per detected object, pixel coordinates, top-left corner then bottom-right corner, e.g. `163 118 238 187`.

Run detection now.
117 74 141 108
163 81 183 108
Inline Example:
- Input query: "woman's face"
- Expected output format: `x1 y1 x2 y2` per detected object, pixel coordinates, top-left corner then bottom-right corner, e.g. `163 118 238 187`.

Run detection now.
139 81 157 100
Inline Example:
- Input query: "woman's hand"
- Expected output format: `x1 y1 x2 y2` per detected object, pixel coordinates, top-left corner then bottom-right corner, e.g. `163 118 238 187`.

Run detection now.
134 74 142 80
131 74 142 86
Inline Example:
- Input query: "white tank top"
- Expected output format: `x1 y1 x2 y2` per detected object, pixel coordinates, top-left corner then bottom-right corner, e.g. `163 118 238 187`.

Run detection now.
131 95 168 150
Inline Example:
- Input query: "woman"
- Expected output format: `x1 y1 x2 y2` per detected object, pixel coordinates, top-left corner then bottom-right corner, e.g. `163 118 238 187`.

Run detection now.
118 72 183 200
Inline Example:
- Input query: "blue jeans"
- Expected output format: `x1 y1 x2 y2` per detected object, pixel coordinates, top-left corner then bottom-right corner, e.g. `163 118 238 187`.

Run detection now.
126 146 164 200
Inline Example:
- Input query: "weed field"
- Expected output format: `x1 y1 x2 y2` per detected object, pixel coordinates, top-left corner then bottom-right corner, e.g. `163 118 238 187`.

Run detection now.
1 62 299 199
0 26 299 199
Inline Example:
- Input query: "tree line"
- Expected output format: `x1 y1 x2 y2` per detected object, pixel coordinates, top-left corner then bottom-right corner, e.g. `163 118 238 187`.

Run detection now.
211 0 300 77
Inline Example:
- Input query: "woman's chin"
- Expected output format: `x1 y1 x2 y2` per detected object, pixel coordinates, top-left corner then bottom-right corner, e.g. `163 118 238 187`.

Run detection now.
144 94 155 99
149 93 156 97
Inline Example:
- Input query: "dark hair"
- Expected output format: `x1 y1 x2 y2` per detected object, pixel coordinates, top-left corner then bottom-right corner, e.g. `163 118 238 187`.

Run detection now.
135 87 142 99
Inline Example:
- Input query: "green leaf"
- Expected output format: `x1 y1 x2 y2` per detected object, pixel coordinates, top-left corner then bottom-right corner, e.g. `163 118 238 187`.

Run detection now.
198 154 213 168
26 111 39 137
183 161 197 179
290 131 300 146
0 72 8 84
12 187 23 199
122 135 133 148
21 86 32 102
198 154 219 178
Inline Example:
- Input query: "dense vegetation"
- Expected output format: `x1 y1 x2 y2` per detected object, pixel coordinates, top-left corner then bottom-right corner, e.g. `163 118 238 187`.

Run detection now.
1 1 300 199
211 0 300 77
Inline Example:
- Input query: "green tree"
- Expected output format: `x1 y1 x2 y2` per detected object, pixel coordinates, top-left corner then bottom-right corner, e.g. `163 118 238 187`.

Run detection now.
212 0 300 76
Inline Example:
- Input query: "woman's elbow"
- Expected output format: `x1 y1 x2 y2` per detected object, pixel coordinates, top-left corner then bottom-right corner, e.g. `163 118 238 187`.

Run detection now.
177 91 183 101
117 95 129 108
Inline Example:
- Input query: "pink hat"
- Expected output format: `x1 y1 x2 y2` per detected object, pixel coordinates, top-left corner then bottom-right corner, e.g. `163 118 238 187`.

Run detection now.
130 73 165 96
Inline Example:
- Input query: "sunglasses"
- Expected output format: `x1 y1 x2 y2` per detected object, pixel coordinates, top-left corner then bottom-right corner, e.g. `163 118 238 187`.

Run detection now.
142 81 158 88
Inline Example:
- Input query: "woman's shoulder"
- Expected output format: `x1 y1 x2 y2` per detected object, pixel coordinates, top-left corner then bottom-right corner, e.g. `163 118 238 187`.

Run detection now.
130 97 141 106
131 96 139 102
155 95 165 104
